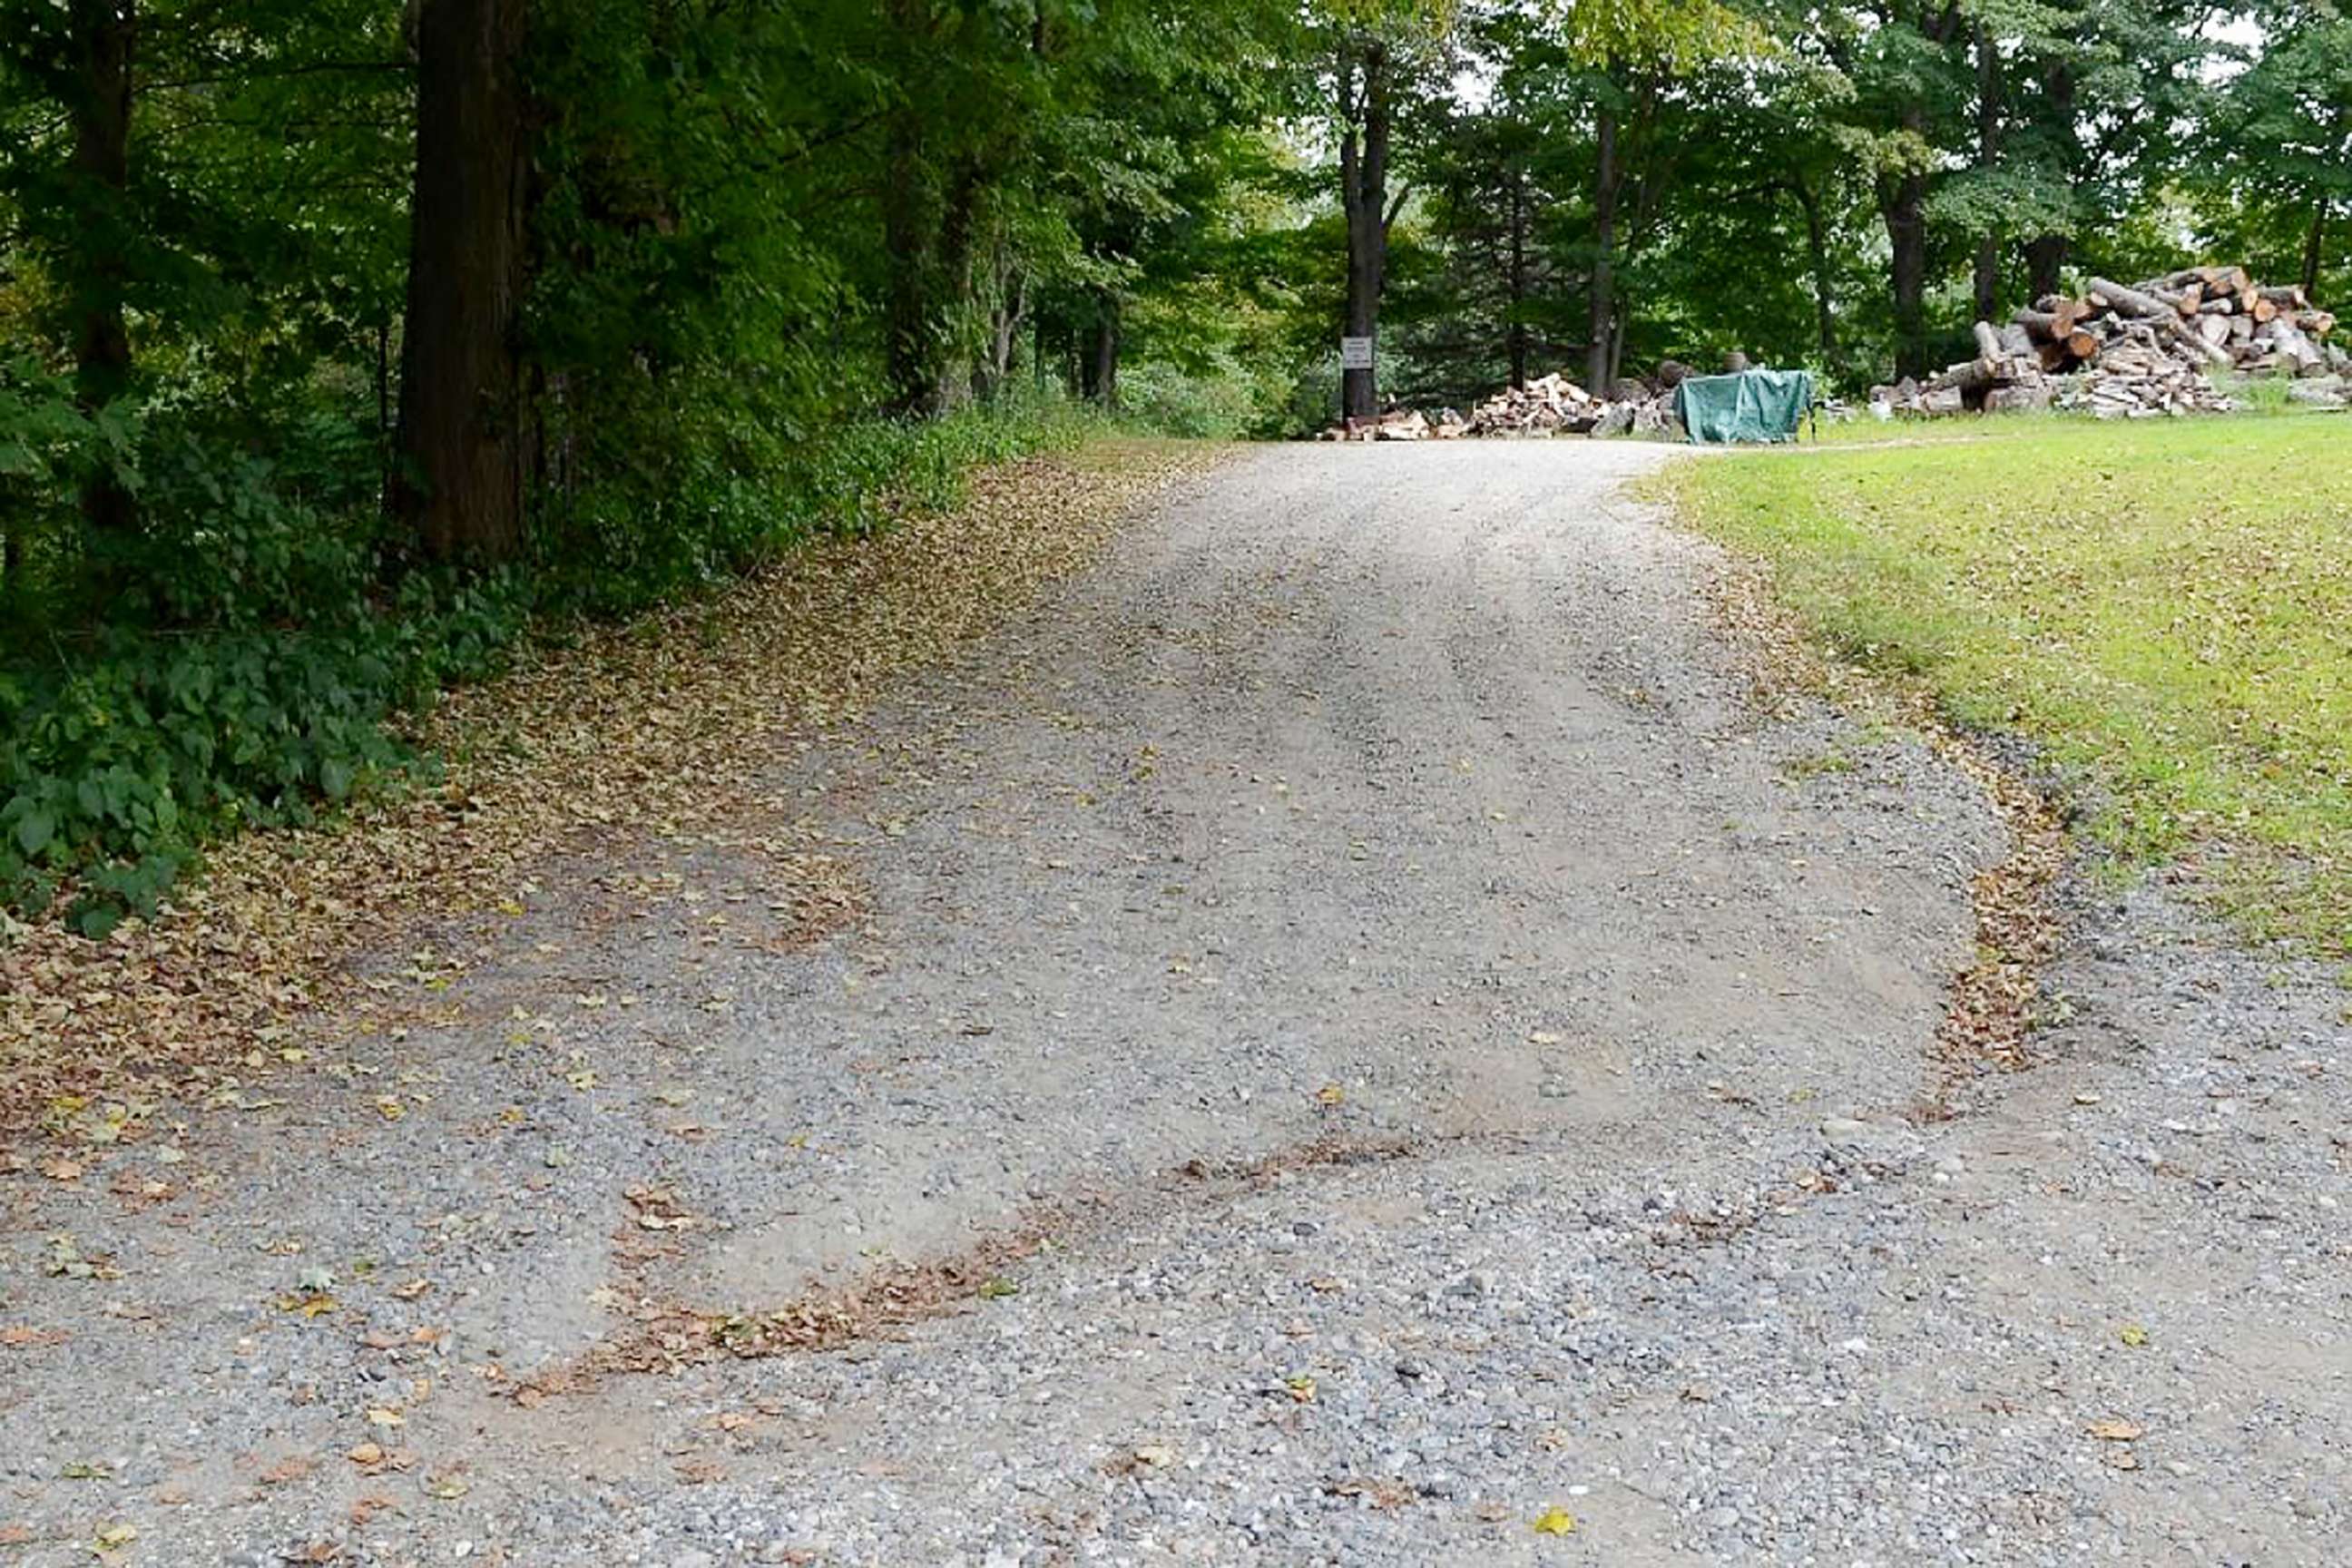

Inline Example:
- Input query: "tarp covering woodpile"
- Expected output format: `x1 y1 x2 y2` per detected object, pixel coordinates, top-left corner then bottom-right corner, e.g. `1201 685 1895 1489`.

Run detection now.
1673 369 1817 445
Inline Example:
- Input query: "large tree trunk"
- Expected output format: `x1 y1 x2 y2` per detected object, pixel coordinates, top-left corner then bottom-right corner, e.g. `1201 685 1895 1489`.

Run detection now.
1584 89 1619 393
1971 24 2001 325
2024 232 2068 301
1881 160 1930 381
975 270 1024 406
926 161 985 412
2304 196 2330 299
881 95 936 416
1089 289 1120 410
1506 166 1529 390
1790 173 1837 368
69 0 136 537
392 0 530 566
2021 57 2076 305
1338 40 1389 422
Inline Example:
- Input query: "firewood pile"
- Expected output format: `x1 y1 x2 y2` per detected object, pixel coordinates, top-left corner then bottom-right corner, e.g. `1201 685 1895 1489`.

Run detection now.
1316 370 1682 440
1873 267 2346 420
1466 373 1606 435
1317 407 1469 441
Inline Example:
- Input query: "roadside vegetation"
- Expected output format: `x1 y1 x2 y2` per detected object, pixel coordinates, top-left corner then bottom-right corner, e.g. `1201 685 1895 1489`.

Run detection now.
1669 412 2352 954
1 0 2343 946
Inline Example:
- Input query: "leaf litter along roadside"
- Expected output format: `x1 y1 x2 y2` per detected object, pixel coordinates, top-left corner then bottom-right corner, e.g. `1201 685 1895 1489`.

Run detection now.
0 441 1220 1143
1683 514 2068 1098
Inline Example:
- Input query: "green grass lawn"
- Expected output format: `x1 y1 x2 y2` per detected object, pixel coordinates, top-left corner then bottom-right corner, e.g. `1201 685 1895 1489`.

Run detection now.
1664 412 2352 956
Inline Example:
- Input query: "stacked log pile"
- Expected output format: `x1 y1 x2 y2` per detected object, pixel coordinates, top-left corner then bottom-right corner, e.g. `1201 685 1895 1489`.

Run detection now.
1319 407 1469 441
1874 267 2345 419
1465 372 1607 435
1317 369 1683 441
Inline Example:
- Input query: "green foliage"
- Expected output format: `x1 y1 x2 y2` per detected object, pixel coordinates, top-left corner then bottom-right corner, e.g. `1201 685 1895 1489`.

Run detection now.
0 576 527 937
1 0 2345 934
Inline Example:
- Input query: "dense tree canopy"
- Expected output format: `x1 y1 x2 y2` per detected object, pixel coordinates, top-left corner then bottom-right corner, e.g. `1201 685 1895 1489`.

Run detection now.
0 0 2340 927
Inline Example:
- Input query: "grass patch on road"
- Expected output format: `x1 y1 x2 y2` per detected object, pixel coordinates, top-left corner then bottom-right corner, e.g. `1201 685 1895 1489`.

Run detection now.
1665 413 2352 956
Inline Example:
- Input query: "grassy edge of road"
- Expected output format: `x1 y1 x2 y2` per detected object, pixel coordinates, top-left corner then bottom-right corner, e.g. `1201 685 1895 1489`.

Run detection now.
1658 412 2352 963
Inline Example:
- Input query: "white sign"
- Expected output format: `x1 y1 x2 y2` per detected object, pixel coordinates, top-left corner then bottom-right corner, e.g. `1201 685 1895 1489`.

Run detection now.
1339 336 1375 370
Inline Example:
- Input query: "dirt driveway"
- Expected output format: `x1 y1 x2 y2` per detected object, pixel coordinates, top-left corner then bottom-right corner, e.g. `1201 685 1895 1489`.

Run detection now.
3 443 2345 1566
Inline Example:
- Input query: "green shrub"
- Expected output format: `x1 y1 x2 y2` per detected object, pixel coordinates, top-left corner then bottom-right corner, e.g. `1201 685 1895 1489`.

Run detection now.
0 388 1093 933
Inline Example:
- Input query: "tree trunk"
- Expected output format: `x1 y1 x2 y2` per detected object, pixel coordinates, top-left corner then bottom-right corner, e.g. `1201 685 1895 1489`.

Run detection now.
1971 24 2001 326
1881 160 1929 381
1338 40 1389 421
1585 88 1619 394
975 270 1024 405
2304 197 2329 299
881 93 936 416
2024 233 2067 301
1790 173 1837 368
1090 290 1120 410
926 162 985 412
1506 166 1528 390
69 0 136 537
391 0 531 566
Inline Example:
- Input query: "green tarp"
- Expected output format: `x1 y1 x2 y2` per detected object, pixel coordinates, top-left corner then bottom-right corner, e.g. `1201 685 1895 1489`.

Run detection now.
1672 368 1816 445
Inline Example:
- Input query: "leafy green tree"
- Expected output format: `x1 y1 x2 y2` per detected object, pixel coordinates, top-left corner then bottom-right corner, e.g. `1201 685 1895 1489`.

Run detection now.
2208 3 2352 299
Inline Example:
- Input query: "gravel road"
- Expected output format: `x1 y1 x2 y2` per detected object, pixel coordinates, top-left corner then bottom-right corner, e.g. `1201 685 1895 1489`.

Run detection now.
3 442 2346 1566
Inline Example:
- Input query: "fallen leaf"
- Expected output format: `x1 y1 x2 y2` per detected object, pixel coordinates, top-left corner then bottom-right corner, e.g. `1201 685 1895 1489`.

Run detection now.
2086 1418 2144 1442
976 1277 1018 1299
1531 1506 1577 1535
364 1406 404 1428
2118 1323 2149 1348
93 1524 137 1549
0 1326 67 1349
1315 1083 1345 1106
259 1455 314 1485
1284 1373 1317 1403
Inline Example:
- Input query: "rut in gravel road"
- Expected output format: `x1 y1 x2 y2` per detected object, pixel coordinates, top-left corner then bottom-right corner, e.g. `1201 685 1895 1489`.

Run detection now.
5 442 2347 1568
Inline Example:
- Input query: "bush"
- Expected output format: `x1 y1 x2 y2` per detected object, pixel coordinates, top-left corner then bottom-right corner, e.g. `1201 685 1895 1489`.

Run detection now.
0 387 1093 933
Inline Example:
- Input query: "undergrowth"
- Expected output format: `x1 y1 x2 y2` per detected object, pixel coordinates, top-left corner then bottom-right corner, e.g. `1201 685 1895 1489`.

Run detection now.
1 378 1106 936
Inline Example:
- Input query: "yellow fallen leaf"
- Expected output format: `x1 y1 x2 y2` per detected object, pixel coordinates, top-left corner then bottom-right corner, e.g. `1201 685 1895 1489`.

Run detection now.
373 1095 404 1122
1315 1083 1345 1106
93 1523 137 1549
2118 1323 2149 1348
365 1406 405 1428
1532 1506 1576 1535
2086 1417 2143 1442
1284 1373 1317 1403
